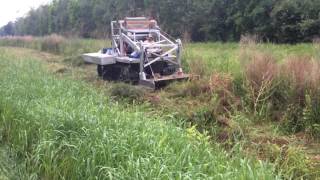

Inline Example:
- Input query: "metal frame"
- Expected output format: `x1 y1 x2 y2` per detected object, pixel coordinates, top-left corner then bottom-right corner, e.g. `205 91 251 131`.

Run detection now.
111 19 183 83
83 17 189 89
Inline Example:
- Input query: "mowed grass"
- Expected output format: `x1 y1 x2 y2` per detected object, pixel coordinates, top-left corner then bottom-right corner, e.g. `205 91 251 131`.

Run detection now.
0 47 278 179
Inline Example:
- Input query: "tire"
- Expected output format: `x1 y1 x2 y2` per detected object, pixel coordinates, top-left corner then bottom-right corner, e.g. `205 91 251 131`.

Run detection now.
101 63 140 83
97 65 103 77
102 65 121 81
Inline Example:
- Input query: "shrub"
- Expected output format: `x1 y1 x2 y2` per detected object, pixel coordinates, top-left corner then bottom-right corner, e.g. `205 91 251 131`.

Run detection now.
302 95 320 138
281 104 305 133
280 56 320 136
209 73 233 93
280 56 320 104
209 73 238 113
40 34 66 54
281 56 311 101
242 52 279 116
240 34 261 46
276 146 312 179
0 36 35 48
312 37 320 44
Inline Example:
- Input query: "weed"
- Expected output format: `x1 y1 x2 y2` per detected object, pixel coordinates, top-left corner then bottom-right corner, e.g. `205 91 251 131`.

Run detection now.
40 34 65 54
278 56 320 136
276 146 312 179
302 94 320 138
243 52 279 117
281 56 313 102
240 34 261 46
281 104 305 134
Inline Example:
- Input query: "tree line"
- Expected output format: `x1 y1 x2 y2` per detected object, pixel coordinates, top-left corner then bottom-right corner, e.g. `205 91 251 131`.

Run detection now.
0 0 319 43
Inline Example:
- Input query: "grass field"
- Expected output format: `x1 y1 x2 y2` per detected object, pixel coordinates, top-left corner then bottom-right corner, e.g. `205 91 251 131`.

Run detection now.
0 35 319 179
0 47 278 179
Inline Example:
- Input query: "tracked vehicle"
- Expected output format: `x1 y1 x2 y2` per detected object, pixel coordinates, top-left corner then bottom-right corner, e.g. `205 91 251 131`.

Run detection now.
82 17 190 89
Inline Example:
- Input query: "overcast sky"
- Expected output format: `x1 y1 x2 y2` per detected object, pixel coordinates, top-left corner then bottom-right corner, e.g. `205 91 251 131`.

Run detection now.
0 0 51 27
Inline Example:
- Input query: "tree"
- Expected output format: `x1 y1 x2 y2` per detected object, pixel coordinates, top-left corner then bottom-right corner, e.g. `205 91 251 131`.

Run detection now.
0 22 15 36
2 0 319 43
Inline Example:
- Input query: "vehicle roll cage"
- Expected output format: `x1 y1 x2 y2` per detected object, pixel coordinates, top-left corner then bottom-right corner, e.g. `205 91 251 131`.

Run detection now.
110 18 182 82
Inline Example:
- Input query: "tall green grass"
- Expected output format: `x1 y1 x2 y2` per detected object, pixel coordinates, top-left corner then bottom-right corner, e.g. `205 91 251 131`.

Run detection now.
0 48 278 179
183 42 317 76
0 36 318 140
184 42 240 75
0 36 316 71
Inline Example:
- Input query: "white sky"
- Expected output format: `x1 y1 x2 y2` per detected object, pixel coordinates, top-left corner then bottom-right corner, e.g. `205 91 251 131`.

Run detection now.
0 0 51 27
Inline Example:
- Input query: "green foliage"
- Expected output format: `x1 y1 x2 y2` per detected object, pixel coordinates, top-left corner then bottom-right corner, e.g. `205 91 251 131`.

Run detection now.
1 0 319 43
256 142 312 179
302 94 320 138
0 22 14 36
276 146 312 179
281 104 305 133
271 0 320 43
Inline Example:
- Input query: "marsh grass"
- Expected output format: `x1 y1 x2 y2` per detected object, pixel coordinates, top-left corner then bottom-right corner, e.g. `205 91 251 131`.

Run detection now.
0 36 320 178
0 48 278 179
